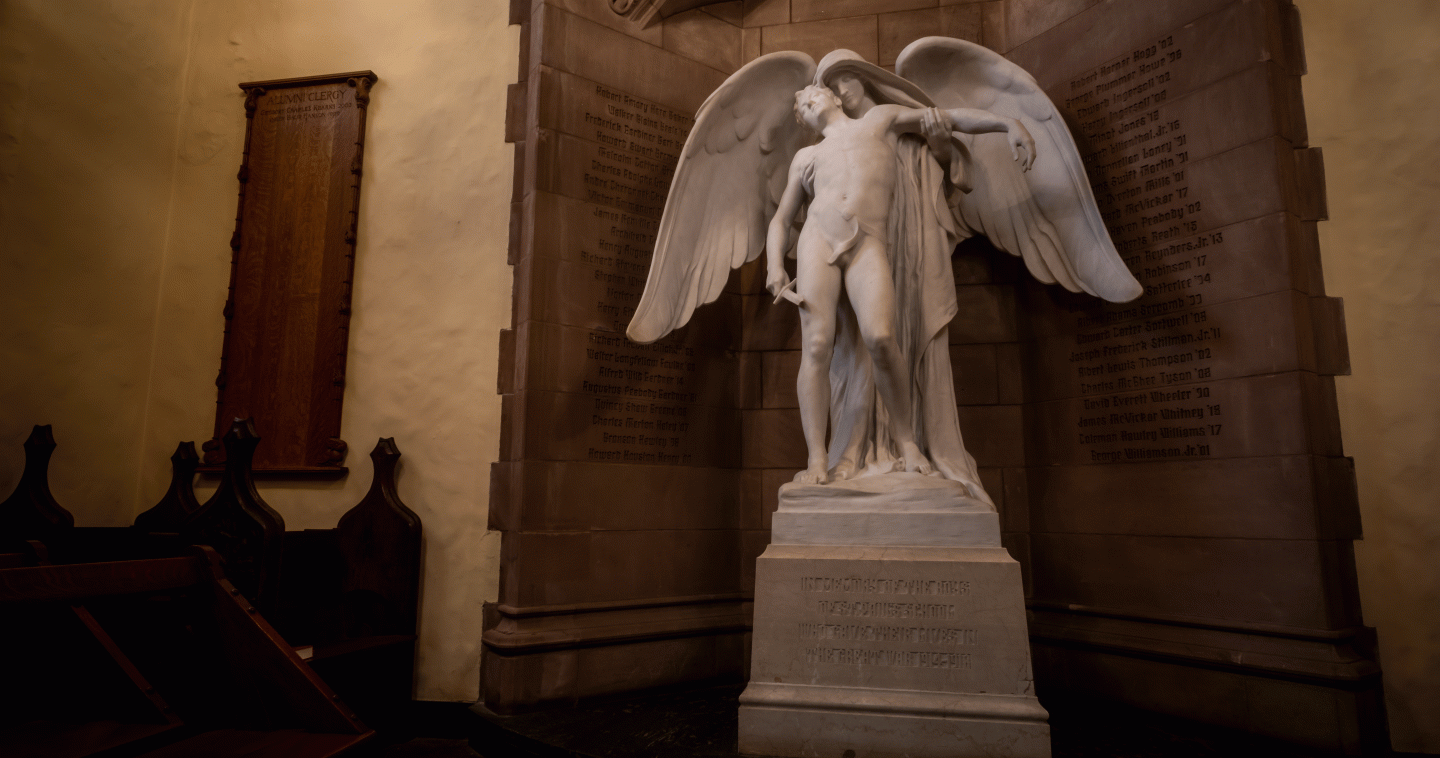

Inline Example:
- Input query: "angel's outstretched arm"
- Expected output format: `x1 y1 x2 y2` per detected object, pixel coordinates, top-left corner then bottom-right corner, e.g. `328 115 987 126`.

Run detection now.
765 152 810 298
941 108 1035 171
892 106 1035 171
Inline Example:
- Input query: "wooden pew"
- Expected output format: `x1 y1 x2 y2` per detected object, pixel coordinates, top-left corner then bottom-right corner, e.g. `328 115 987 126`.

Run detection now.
0 539 183 758
273 437 422 731
0 425 71 553
1 422 424 731
133 440 202 532
0 545 372 757
180 418 287 614
1 426 186 565
137 423 423 728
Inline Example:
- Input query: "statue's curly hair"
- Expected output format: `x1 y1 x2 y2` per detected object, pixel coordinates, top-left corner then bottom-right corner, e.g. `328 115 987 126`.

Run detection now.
793 84 841 129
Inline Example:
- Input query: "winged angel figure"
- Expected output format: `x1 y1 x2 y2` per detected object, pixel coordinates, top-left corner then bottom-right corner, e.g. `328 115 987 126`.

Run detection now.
626 39 1142 507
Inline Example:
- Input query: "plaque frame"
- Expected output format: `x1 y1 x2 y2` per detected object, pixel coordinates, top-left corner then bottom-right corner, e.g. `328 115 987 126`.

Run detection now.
203 70 378 476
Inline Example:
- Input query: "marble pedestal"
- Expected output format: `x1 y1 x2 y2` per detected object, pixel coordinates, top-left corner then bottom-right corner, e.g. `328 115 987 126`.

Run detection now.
738 474 1050 758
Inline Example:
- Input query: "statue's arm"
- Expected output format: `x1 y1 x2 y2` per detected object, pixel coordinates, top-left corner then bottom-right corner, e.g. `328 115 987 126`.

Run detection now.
764 152 809 296
918 109 970 193
891 106 1034 171
942 107 1035 171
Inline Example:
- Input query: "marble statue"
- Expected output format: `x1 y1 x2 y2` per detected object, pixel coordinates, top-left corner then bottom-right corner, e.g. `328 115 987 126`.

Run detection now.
768 83 1033 489
627 38 1142 507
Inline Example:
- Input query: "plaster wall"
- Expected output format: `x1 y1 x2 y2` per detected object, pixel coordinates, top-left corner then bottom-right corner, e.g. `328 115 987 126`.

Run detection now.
0 0 191 526
1293 0 1440 751
0 0 517 702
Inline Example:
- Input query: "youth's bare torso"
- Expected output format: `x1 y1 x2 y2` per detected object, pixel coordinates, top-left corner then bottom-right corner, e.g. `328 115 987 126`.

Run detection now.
797 107 903 256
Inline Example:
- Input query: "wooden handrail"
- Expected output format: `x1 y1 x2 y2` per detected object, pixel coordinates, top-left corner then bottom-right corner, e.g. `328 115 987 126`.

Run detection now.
0 556 201 603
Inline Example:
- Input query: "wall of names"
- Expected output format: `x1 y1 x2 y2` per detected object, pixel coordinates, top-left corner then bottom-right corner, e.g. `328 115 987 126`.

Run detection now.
523 67 742 469
1023 1 1319 468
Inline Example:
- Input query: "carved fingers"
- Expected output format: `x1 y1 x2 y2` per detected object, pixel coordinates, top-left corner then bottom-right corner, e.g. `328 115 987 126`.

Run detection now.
766 266 793 299
1010 120 1036 172
921 107 952 157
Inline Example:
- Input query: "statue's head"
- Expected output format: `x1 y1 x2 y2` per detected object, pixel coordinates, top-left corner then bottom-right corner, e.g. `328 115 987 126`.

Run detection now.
794 84 843 131
814 49 934 115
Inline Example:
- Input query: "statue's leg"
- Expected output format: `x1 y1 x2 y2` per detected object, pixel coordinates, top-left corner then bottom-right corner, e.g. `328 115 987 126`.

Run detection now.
843 237 934 476
795 234 842 485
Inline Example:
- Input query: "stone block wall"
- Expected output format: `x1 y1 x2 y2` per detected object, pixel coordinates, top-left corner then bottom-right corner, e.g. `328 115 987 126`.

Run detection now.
488 1 1381 751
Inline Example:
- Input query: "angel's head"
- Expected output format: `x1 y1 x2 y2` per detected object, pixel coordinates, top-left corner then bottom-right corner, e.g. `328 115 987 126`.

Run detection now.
827 71 871 115
794 85 842 131
814 49 933 117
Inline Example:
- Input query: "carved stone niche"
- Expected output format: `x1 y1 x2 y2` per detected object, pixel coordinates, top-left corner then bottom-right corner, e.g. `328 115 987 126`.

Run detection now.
608 0 715 28
203 71 378 475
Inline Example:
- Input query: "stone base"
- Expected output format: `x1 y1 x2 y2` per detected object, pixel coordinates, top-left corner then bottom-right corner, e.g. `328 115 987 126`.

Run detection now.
740 682 1050 758
481 604 749 713
772 473 1001 547
741 479 1050 758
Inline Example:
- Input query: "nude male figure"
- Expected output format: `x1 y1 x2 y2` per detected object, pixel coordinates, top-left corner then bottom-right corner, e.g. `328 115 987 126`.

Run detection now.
766 85 1035 485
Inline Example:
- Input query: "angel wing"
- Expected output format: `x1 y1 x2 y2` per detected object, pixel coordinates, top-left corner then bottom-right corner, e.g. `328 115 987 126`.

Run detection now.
897 37 1142 303
626 53 816 344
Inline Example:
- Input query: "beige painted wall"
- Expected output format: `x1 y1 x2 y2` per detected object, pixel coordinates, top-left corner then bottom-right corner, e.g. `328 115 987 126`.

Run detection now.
1294 0 1440 752
0 0 516 702
1 0 192 526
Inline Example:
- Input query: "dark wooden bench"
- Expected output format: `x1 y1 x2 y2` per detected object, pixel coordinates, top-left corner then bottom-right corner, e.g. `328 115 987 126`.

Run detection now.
0 420 423 733
0 543 371 757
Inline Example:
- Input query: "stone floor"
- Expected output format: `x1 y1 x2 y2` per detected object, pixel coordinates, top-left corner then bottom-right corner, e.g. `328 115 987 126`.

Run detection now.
375 738 483 758
373 683 1357 758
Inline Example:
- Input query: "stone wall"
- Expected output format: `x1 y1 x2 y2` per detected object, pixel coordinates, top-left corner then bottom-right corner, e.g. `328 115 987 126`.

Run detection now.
488 0 1439 753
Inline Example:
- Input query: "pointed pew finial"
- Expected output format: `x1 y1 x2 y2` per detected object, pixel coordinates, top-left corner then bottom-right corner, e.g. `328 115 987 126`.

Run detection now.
1 424 73 549
134 441 201 532
183 418 284 612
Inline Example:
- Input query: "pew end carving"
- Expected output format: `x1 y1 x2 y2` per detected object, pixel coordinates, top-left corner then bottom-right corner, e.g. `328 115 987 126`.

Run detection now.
133 442 201 533
1 424 424 737
181 418 286 615
0 425 73 553
0 545 372 756
275 438 423 730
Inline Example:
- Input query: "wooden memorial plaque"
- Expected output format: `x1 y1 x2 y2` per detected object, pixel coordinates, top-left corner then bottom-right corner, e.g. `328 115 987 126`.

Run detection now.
205 71 377 475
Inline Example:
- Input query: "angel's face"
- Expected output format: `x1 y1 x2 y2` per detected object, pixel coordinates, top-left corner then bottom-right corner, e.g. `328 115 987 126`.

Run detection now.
829 73 866 115
794 85 841 130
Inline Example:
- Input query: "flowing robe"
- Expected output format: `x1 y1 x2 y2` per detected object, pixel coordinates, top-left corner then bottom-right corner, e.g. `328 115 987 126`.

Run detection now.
826 133 994 505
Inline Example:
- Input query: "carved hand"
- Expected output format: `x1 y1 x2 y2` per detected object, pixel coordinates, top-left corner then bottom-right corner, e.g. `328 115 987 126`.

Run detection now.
766 265 792 300
1009 119 1036 171
921 107 952 160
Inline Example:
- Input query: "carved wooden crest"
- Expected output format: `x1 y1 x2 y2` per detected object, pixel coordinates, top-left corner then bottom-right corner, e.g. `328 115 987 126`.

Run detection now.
0 425 73 550
133 442 201 532
185 419 285 611
336 438 422 638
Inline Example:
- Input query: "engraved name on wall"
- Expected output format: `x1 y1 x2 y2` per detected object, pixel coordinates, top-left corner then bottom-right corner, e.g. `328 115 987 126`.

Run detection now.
528 68 739 469
1022 3 1313 467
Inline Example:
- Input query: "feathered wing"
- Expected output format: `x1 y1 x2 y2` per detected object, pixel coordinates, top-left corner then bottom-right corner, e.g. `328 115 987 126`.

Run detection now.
626 53 816 344
897 37 1142 303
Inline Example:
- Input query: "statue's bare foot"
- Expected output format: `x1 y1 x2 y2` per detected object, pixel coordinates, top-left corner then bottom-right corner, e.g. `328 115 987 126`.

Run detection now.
832 459 859 481
900 443 934 476
794 460 831 485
